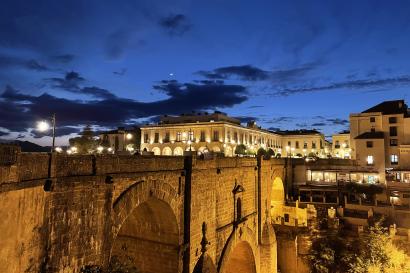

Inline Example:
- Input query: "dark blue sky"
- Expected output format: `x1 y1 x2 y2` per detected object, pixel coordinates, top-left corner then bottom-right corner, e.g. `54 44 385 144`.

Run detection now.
1 0 410 145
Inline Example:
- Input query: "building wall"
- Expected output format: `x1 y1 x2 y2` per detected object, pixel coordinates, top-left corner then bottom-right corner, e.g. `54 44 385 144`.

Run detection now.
331 133 351 158
140 122 282 157
280 134 328 158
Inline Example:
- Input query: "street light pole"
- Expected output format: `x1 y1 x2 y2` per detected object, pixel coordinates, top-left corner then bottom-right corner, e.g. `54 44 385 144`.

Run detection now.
51 113 56 153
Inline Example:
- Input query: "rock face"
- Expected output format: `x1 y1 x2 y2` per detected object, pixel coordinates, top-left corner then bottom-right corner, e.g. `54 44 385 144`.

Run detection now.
0 153 293 273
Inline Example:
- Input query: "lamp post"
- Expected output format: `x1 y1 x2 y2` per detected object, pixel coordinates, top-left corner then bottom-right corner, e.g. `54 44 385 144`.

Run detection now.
37 113 56 152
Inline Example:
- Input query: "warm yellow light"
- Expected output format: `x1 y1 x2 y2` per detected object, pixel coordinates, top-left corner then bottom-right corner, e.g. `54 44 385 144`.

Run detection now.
126 133 133 140
182 132 187 138
107 147 113 152
71 147 77 152
67 150 72 155
97 146 104 153
37 121 50 132
55 147 62 153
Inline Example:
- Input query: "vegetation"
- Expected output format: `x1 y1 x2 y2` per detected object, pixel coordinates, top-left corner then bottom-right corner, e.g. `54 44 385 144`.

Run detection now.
265 148 275 158
257 147 266 156
234 144 247 155
68 125 99 154
308 219 410 273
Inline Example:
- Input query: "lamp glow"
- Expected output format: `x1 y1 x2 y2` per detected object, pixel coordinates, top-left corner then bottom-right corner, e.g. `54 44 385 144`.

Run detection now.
37 121 50 132
126 133 133 140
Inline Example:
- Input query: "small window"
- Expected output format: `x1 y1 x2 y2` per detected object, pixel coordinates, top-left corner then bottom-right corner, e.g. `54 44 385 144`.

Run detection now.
366 141 373 148
144 133 149 143
312 141 316 149
367 155 374 165
389 117 397 124
213 131 219 142
370 117 376 122
284 214 290 222
295 141 299 149
303 142 308 149
403 194 410 199
236 198 242 220
154 132 159 143
200 131 205 142
390 126 397 137
391 154 399 165
176 132 182 142
371 128 376 132
188 131 194 141
390 139 398 146
164 132 170 143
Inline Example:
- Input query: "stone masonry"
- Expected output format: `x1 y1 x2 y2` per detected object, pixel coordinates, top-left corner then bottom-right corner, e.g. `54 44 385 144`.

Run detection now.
0 152 289 273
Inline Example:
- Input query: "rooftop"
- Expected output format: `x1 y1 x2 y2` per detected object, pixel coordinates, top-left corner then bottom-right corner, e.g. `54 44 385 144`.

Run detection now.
362 99 409 115
355 131 384 139
159 111 241 125
274 129 323 136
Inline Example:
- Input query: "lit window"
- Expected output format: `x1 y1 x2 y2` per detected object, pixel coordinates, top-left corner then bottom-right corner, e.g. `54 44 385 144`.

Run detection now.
391 154 399 165
367 155 374 165
366 141 373 148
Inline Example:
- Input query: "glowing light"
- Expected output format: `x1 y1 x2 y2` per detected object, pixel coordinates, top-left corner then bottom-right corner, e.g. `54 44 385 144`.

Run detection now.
55 147 62 153
37 121 50 132
67 150 72 155
126 133 133 140
97 146 104 153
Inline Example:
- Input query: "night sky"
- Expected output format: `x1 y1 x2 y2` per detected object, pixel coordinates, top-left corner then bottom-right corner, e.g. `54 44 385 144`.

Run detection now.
1 0 410 146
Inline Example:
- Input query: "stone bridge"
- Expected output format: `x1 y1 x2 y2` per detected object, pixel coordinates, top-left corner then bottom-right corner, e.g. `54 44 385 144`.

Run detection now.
0 153 290 273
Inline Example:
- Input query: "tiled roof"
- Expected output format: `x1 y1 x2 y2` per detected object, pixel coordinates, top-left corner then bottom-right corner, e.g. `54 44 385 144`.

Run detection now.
362 100 408 115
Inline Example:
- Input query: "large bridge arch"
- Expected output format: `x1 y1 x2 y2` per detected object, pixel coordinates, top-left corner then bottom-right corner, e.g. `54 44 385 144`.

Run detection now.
218 227 258 273
111 180 182 273
271 176 285 208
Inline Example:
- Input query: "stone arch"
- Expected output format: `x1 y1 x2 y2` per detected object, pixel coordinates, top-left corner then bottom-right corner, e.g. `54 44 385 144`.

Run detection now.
173 146 184 156
162 146 172 156
185 146 196 151
271 176 285 208
152 147 161 155
111 180 181 273
218 227 258 273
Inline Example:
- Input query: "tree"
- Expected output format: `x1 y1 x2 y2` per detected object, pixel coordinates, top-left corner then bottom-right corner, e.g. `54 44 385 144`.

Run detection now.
257 148 266 157
235 144 247 155
266 148 275 158
69 125 98 154
345 220 410 273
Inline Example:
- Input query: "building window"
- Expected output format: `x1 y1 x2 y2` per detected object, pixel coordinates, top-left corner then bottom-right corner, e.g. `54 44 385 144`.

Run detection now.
284 214 290 222
295 141 299 149
335 140 340 149
236 198 242 221
389 117 397 124
213 131 219 142
303 141 308 149
390 139 398 146
288 141 291 147
234 132 238 143
371 128 375 132
390 126 397 136
312 141 316 149
370 117 375 122
176 132 182 142
144 133 149 143
154 132 159 143
367 155 374 165
344 141 349 148
200 131 205 142
391 154 399 165
188 131 194 141
164 132 170 143
366 141 373 148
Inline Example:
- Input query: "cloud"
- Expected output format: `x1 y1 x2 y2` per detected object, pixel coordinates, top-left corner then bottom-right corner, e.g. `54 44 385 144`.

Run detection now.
0 54 50 71
198 63 319 82
105 29 133 59
113 68 127 76
46 71 116 99
0 81 247 136
274 75 410 96
311 122 326 127
159 14 191 36
326 118 349 125
265 116 295 124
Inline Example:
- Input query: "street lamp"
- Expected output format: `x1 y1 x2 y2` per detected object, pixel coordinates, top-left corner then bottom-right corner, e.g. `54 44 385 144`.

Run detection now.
37 113 56 152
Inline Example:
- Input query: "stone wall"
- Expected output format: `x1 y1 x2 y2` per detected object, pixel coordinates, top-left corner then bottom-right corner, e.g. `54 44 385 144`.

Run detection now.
0 154 288 273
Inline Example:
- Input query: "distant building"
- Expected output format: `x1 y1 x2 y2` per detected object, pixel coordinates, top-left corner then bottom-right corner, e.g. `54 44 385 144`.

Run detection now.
350 100 410 204
99 127 141 153
275 129 330 158
331 131 351 159
140 111 282 156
